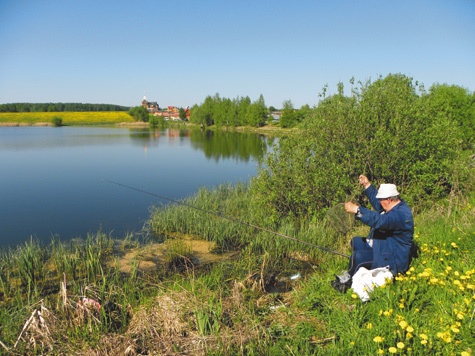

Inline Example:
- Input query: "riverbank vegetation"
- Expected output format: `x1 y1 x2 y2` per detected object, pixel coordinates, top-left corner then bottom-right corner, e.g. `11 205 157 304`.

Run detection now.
0 186 473 355
0 73 474 354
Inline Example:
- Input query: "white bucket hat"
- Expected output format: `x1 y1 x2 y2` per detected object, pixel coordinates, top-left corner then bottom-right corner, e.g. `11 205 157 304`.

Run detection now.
376 184 400 199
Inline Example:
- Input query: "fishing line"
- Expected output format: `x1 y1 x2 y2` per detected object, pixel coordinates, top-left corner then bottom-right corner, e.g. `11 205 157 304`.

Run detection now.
103 179 350 258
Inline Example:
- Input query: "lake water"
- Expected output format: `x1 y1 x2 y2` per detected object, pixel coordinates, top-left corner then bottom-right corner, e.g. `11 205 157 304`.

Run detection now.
0 126 275 248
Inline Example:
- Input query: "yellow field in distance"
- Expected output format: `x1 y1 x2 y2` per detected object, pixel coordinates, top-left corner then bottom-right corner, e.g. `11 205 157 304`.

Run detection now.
0 112 134 125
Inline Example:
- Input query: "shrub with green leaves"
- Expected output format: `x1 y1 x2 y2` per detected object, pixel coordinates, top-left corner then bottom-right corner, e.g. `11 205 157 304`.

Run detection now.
149 115 165 128
51 116 63 127
251 74 473 222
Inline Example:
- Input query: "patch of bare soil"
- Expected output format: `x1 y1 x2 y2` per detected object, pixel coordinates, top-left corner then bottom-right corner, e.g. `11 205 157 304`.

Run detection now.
115 122 149 127
0 122 52 127
110 237 235 274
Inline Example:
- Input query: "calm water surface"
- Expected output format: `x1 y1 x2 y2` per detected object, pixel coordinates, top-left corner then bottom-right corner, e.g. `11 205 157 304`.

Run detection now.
0 126 274 248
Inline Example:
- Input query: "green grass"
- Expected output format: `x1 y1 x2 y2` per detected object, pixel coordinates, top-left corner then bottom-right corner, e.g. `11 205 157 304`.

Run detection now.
0 185 473 355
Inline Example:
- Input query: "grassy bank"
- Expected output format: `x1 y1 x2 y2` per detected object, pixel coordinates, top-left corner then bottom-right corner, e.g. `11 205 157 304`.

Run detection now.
0 112 134 126
0 183 474 355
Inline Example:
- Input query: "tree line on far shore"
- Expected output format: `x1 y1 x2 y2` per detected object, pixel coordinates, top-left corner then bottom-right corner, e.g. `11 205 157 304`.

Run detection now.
0 102 130 113
188 93 316 128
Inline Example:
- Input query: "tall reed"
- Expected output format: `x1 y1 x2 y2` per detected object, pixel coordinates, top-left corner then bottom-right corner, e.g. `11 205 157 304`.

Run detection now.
148 182 343 260
16 238 47 288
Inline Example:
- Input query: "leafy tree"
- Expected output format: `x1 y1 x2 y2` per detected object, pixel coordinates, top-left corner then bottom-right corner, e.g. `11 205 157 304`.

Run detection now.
279 100 297 128
421 83 474 149
202 95 215 126
128 106 150 122
238 96 251 126
189 104 202 125
179 108 187 121
149 115 165 128
246 94 267 127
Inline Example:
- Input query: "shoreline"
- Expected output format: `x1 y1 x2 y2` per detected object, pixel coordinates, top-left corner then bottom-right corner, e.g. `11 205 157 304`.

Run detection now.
0 121 291 133
0 122 53 127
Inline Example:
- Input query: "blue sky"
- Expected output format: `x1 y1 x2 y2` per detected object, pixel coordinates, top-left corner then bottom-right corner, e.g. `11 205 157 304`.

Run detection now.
0 0 474 109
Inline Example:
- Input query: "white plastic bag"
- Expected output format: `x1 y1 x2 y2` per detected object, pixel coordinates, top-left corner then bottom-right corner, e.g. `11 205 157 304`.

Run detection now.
351 266 393 302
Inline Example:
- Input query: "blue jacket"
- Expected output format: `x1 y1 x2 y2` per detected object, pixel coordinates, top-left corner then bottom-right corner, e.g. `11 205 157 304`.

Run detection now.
357 185 414 275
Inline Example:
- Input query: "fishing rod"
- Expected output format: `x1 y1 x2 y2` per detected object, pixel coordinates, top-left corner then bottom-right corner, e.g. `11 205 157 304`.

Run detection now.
104 179 350 258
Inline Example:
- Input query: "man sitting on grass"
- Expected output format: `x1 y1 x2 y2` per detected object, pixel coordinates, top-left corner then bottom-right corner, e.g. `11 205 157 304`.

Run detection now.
332 175 414 293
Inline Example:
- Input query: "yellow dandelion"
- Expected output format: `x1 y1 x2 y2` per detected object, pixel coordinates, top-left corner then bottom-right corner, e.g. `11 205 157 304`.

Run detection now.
406 332 413 339
378 349 384 355
421 340 427 345
399 320 408 329
397 342 405 349
419 333 428 340
352 293 358 299
399 303 405 309
457 313 464 320
406 326 414 333
388 346 397 353
373 336 384 343
461 352 470 356
366 323 373 329
451 326 460 333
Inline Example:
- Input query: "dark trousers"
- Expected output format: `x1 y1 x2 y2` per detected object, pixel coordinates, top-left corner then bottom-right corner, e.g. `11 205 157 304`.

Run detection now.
348 236 373 277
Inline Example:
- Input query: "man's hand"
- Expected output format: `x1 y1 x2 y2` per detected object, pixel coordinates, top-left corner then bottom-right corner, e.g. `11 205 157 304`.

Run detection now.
359 175 371 189
345 202 359 214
